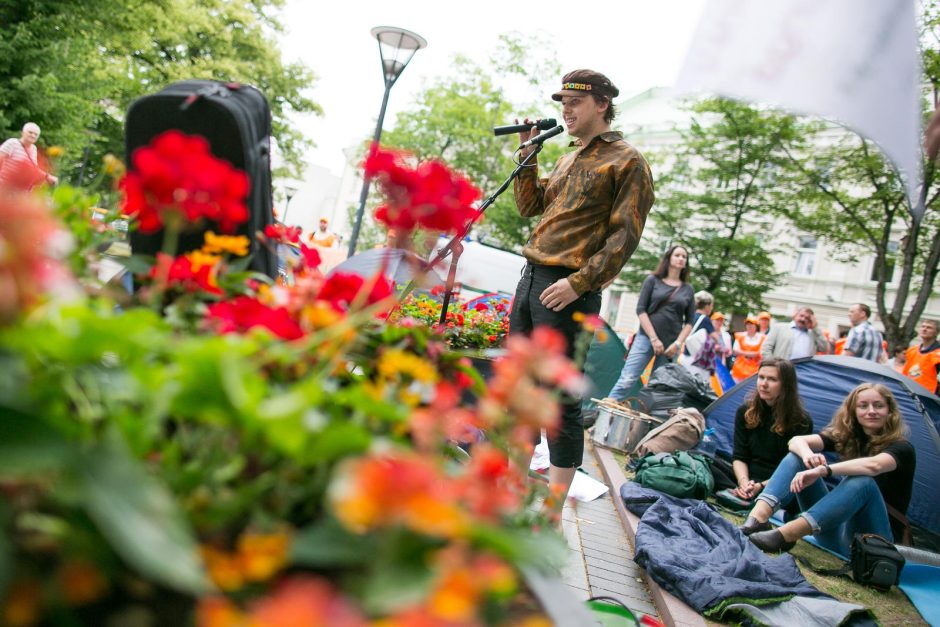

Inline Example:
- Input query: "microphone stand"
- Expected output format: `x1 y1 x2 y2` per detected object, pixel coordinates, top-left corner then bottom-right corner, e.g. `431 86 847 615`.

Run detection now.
430 143 544 326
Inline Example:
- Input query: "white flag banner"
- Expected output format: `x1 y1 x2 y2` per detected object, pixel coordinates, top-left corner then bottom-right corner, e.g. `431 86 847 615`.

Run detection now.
675 0 923 218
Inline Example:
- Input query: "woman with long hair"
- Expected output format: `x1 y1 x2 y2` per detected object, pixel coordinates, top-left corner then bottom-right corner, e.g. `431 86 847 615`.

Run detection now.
730 359 813 502
741 383 916 555
606 244 695 402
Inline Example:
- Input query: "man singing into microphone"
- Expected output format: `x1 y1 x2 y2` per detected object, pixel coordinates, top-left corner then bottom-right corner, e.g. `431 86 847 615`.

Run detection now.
510 69 655 511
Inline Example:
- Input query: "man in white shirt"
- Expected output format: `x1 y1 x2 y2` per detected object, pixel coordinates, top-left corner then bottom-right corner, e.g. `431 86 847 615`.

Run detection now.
761 307 828 360
0 122 57 189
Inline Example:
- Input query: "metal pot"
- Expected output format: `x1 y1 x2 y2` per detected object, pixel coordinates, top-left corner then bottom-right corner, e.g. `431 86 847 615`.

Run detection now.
608 412 658 452
590 401 662 453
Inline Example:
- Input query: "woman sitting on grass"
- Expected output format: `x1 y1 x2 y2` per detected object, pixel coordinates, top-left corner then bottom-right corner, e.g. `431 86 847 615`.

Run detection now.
728 359 813 505
740 383 916 555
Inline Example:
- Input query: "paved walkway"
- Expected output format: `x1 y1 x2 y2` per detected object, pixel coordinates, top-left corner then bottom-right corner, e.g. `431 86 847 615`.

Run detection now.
560 442 660 618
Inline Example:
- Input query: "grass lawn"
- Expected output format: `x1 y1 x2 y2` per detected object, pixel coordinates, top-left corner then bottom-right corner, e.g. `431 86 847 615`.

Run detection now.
610 451 927 626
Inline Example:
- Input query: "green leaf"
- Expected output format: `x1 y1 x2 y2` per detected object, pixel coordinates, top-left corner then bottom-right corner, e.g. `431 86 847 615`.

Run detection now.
76 444 210 595
0 501 13 600
468 525 567 572
305 422 372 464
0 407 72 476
290 517 378 568
119 254 156 275
357 529 440 614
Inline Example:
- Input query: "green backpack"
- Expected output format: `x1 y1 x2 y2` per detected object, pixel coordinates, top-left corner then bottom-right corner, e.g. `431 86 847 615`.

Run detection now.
632 450 714 499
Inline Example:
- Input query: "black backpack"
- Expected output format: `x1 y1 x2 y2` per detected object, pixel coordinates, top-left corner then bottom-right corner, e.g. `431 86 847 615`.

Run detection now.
125 80 277 278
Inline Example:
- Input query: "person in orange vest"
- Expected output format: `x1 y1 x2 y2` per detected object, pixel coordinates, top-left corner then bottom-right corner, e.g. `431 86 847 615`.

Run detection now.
308 217 338 248
834 333 846 355
731 316 766 382
902 319 940 393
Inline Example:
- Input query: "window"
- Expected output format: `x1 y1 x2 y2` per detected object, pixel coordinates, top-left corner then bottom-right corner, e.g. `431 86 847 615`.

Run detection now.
870 241 899 283
793 236 817 277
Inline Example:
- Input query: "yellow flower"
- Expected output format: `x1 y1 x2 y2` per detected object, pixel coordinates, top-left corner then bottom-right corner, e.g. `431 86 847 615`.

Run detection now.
203 231 250 256
378 350 438 384
102 153 125 178
47 146 65 158
186 250 222 271
301 301 343 330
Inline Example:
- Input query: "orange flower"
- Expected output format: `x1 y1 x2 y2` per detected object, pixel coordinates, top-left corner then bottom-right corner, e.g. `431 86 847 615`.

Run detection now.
373 606 477 627
200 545 245 591
330 453 466 538
428 568 478 622
57 558 109 606
196 596 248 627
510 617 553 627
248 577 368 627
237 530 291 583
200 529 292 591
2 579 41 627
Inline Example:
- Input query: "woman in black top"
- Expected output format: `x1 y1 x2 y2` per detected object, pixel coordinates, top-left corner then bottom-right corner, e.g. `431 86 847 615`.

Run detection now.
731 359 813 501
606 245 696 401
742 383 916 555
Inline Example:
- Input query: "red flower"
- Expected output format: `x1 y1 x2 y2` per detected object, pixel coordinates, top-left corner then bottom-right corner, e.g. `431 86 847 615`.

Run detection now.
299 244 321 270
456 444 524 521
317 272 392 313
364 145 481 235
206 296 304 340
473 302 489 312
148 252 220 294
120 131 250 233
264 223 302 244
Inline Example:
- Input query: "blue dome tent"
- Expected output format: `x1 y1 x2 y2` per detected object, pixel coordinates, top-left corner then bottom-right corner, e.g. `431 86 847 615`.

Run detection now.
703 355 940 536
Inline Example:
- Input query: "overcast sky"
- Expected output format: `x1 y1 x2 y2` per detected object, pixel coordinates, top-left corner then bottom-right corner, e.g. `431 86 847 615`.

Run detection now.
278 0 707 176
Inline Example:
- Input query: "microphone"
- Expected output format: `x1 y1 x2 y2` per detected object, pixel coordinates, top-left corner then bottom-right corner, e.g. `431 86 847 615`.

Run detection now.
493 118 557 136
518 125 565 150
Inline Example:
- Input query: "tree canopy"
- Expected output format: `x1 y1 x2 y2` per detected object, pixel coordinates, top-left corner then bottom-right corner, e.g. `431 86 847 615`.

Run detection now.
0 0 319 182
620 98 810 315
380 34 564 251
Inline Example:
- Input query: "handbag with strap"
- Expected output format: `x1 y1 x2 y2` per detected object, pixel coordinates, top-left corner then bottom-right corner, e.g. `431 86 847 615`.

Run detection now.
797 533 905 591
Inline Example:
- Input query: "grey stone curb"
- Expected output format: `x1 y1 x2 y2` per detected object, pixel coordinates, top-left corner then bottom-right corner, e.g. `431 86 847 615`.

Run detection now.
593 446 707 627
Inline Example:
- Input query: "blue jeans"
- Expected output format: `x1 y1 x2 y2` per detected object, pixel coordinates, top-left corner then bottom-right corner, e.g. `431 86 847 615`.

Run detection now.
757 453 893 555
607 333 672 401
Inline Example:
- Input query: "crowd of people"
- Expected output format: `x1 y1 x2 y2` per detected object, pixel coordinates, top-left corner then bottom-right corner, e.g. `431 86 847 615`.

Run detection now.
594 249 930 554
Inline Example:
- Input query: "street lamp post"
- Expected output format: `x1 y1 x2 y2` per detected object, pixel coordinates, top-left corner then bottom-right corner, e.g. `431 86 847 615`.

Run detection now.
347 26 427 257
282 184 299 223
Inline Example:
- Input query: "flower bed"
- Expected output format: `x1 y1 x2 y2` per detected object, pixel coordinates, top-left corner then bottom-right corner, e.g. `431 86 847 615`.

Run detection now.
0 141 585 626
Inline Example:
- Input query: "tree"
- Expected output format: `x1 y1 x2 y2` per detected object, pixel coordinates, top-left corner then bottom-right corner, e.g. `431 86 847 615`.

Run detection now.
0 0 319 184
780 4 940 351
621 99 810 315
380 34 563 250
